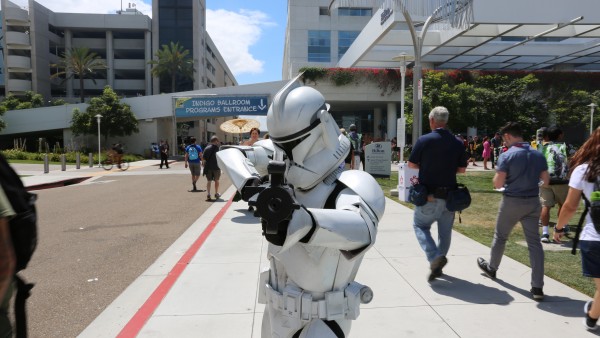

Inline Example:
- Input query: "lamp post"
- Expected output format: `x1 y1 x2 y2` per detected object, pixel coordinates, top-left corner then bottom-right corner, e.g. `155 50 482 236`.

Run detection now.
95 114 102 167
392 52 414 162
402 11 438 145
589 103 597 136
329 0 474 144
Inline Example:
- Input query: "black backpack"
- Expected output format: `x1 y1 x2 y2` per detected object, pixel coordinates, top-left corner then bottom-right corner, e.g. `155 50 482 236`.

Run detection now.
0 153 37 338
571 176 600 255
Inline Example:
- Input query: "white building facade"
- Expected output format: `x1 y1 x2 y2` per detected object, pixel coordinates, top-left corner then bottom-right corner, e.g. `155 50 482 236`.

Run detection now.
284 0 600 142
0 0 240 153
283 0 398 142
0 0 236 100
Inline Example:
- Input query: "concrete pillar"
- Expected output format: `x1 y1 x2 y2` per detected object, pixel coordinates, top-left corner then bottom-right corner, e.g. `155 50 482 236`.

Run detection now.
373 108 383 139
145 30 152 95
106 30 114 88
387 102 397 141
65 29 73 99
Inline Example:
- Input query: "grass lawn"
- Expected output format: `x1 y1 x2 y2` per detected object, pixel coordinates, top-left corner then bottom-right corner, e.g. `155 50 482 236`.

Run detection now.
376 171 595 297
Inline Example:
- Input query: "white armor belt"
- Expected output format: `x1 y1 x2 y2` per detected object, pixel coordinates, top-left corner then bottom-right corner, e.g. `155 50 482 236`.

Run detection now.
263 281 372 322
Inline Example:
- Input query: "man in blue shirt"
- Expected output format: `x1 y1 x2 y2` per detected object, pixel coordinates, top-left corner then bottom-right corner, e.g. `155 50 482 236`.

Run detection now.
408 106 468 282
477 122 549 300
184 137 203 192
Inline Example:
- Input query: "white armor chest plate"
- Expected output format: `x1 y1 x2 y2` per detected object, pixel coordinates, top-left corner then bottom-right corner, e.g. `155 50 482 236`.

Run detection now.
267 181 362 295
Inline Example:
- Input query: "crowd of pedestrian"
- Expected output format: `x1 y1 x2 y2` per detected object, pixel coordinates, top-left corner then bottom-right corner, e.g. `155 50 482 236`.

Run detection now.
401 104 600 332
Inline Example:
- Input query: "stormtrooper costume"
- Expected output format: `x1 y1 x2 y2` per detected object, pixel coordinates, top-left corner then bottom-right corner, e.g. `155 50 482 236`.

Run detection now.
217 78 385 338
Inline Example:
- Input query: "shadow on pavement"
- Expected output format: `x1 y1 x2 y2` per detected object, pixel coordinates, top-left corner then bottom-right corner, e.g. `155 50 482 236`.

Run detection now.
495 278 586 317
431 274 514 305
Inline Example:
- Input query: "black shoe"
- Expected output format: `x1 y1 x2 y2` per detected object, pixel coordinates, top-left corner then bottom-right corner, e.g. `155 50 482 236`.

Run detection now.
428 256 448 282
530 287 544 301
193 183 197 191
584 301 598 330
477 257 496 279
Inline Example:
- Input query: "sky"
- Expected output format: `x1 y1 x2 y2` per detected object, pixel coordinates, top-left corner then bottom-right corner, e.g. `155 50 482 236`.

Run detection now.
9 0 287 85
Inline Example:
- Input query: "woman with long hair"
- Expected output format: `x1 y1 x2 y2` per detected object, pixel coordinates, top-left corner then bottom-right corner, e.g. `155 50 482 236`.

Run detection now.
555 127 600 331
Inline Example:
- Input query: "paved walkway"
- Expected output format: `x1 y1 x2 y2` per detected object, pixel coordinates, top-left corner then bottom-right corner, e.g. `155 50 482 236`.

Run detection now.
12 160 597 337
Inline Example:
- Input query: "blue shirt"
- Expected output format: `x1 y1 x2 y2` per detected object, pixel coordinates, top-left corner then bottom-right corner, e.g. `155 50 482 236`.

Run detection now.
185 144 203 163
496 142 547 197
409 128 467 190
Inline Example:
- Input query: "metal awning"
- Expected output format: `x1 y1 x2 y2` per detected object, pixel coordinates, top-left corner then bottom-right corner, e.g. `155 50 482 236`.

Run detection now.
336 1 600 71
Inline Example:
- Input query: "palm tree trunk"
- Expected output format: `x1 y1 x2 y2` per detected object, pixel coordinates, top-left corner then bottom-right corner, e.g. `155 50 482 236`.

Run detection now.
171 74 176 93
79 77 85 103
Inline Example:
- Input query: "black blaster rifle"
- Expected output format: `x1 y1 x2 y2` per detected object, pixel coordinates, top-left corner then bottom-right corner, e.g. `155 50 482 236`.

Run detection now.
246 161 300 241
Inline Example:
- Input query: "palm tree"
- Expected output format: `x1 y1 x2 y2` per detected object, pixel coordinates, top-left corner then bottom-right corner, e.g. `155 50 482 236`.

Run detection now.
148 42 195 93
50 47 107 103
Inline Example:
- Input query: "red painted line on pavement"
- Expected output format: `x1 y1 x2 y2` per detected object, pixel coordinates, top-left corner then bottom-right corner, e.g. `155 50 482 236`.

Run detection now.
117 196 234 338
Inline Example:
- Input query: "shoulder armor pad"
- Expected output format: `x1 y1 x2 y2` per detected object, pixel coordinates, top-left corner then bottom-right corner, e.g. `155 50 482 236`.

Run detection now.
338 170 385 221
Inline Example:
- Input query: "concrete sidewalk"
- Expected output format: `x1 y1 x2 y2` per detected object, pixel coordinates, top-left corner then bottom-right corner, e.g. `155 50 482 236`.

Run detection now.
78 185 594 338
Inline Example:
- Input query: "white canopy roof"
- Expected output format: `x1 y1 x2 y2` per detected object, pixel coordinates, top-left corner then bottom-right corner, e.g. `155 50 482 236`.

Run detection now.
337 0 600 71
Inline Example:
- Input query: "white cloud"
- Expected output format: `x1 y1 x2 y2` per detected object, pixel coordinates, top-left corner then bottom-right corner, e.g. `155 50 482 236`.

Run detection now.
8 0 152 16
206 9 275 76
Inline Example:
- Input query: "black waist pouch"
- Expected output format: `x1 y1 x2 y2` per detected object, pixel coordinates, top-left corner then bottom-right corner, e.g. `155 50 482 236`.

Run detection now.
446 184 471 212
409 184 428 206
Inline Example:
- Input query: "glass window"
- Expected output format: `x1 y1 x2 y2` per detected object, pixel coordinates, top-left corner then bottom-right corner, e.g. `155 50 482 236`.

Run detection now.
319 7 329 15
338 31 360 59
338 8 372 16
534 37 567 42
500 36 526 42
308 30 331 62
161 9 176 20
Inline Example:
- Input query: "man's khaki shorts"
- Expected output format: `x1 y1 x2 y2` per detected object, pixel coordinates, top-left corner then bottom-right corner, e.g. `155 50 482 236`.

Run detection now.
539 184 569 207
188 162 201 176
205 169 221 181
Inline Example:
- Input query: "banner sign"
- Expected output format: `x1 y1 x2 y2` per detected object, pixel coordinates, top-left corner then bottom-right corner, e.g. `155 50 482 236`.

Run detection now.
174 96 269 117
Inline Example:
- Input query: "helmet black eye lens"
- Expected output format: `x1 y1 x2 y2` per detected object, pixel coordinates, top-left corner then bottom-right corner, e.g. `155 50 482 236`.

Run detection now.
273 134 311 162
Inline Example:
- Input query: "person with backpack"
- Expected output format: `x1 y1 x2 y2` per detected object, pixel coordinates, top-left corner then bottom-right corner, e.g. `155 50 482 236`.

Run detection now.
0 186 16 337
184 137 203 192
0 153 37 338
348 124 362 170
539 126 569 243
554 127 600 331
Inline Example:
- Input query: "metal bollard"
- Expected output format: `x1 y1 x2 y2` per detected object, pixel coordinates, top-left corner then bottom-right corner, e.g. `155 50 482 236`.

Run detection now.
76 152 81 169
44 154 49 173
61 154 66 171
89 153 93 167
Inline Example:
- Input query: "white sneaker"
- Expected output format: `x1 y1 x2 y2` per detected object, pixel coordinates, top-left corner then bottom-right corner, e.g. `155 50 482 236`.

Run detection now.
541 233 550 243
215 193 221 199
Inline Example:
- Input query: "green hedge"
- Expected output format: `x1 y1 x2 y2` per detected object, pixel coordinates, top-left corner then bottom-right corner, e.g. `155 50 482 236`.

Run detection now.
1 150 144 163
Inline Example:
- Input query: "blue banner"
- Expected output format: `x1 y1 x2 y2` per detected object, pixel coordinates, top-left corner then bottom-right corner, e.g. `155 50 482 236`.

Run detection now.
174 96 269 117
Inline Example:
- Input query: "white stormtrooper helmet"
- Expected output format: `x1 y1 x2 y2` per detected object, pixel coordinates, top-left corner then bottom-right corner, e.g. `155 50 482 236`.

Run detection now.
267 78 350 190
